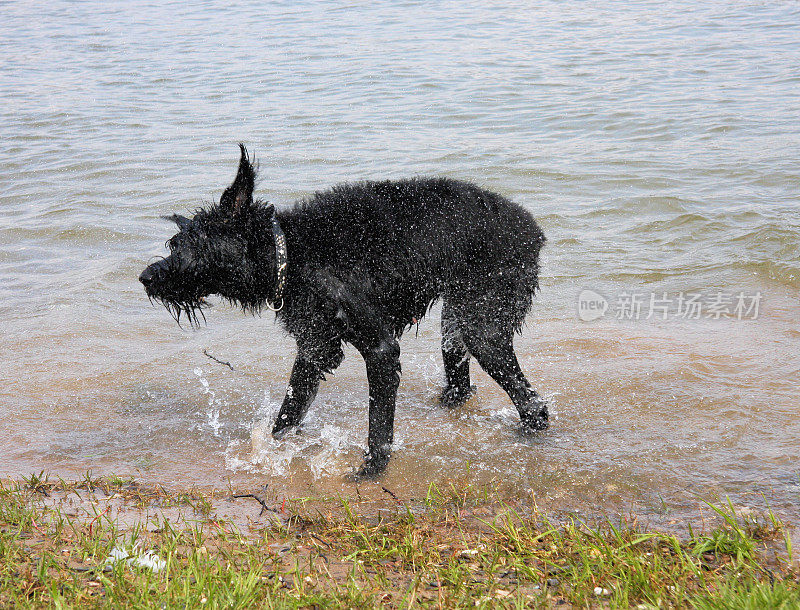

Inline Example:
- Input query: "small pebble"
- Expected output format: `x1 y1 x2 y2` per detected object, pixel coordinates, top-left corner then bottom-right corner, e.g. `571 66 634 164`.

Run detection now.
547 577 560 587
594 586 612 596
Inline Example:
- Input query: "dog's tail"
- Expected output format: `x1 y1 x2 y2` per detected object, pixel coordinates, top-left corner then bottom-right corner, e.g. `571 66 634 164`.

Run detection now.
507 213 546 332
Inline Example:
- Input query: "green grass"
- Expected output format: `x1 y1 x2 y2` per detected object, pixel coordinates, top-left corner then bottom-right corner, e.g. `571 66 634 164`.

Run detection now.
0 476 797 608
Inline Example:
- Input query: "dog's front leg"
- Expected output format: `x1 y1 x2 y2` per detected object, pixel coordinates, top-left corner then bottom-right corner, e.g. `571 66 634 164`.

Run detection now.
351 337 401 480
307 269 399 478
271 356 321 438
272 342 344 439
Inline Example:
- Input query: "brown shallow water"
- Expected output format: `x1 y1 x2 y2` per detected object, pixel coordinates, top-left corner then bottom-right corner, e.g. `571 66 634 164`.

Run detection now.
1 1 799 525
2 285 798 525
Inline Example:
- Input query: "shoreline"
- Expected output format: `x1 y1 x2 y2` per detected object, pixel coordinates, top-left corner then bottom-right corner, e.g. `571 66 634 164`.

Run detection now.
1 475 798 608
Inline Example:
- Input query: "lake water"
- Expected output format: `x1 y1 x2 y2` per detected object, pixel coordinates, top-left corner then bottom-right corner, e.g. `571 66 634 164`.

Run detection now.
1 1 799 523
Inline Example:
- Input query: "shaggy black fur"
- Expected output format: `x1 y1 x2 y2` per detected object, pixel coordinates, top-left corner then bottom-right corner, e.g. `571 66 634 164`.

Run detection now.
140 145 548 479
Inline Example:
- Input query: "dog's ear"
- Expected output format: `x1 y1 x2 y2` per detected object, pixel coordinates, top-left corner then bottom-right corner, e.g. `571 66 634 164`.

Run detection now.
161 214 192 231
220 143 256 216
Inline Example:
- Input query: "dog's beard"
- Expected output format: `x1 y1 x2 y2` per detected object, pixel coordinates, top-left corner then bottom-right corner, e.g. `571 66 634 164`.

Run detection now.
150 295 208 329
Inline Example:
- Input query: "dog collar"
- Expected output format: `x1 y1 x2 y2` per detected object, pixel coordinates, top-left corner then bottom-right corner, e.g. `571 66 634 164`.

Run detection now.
269 214 288 311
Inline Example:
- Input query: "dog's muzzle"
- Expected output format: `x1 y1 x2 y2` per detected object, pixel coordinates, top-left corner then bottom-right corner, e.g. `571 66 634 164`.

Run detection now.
138 267 155 288
139 259 170 292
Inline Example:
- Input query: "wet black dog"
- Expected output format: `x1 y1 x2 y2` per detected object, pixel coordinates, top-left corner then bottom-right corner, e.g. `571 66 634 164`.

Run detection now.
140 145 547 478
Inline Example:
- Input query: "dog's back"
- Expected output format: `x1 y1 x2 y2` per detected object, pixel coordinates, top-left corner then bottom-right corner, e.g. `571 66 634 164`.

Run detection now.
279 177 545 335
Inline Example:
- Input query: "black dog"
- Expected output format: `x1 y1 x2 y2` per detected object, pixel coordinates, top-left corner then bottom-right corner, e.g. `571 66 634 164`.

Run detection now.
140 145 547 478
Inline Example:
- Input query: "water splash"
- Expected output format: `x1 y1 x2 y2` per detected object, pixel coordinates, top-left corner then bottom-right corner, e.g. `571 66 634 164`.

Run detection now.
404 352 443 392
224 392 365 479
194 367 221 436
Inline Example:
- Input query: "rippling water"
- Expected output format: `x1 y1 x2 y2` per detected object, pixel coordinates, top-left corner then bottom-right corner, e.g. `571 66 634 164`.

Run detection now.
1 1 799 521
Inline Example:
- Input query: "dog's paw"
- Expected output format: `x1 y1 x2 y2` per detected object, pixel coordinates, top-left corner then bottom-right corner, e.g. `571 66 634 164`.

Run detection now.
439 384 476 409
345 450 390 482
271 423 302 440
345 466 378 483
520 416 549 434
519 396 549 433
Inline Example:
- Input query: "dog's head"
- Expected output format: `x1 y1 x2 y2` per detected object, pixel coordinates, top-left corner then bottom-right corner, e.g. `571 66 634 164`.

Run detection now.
139 145 276 326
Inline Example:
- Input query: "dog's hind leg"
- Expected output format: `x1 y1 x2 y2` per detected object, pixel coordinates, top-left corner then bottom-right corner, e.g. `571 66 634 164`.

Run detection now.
272 341 344 439
439 301 476 408
461 328 548 432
